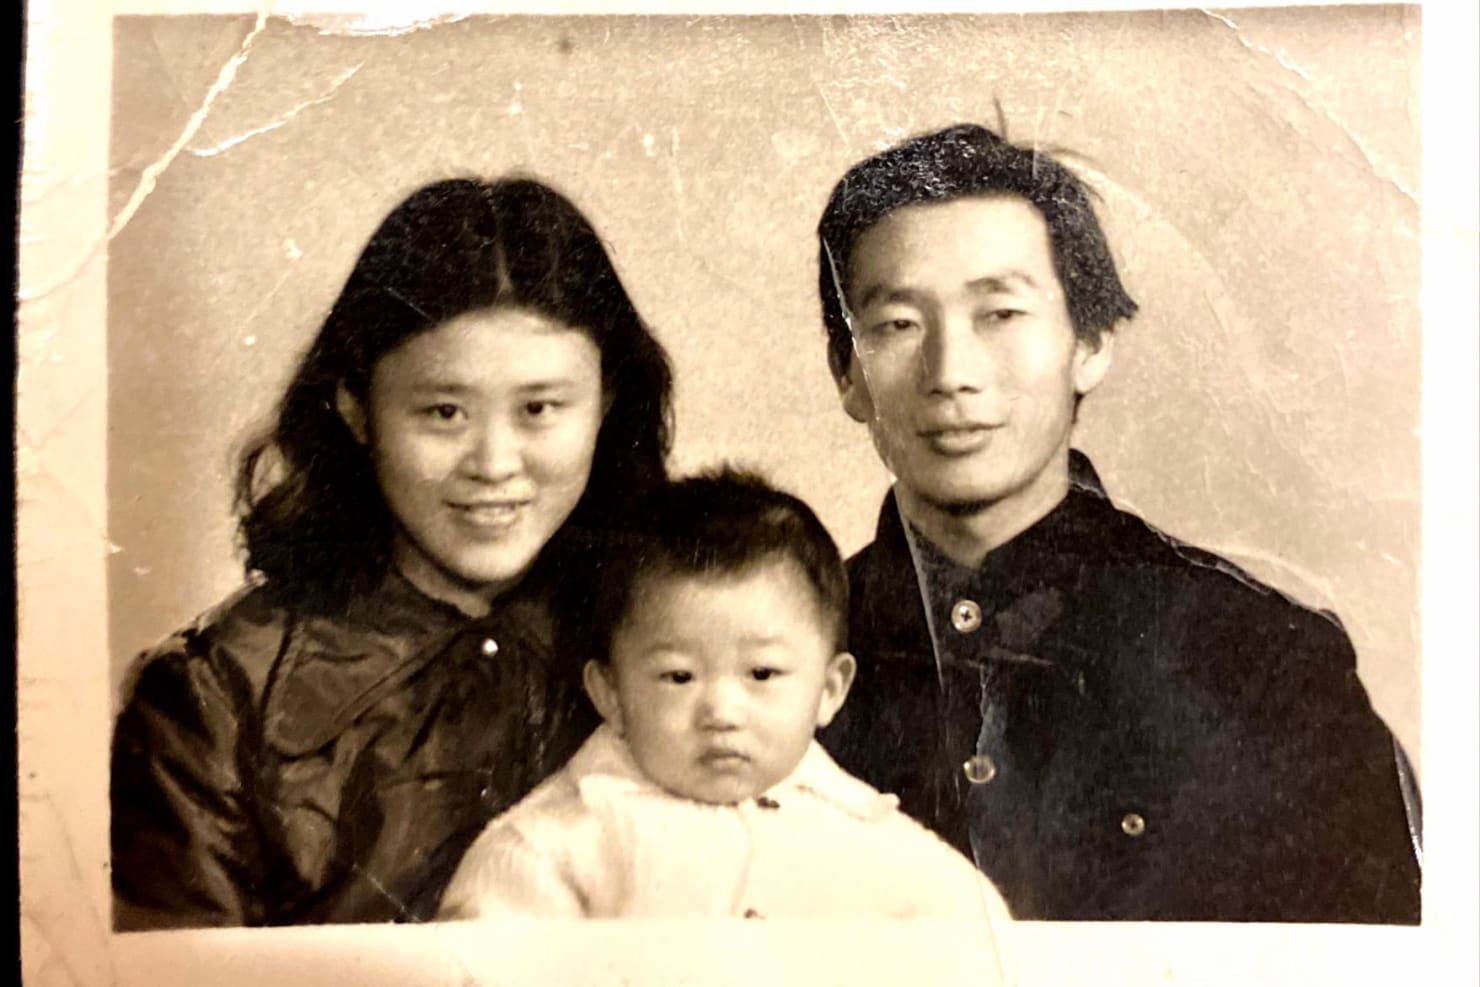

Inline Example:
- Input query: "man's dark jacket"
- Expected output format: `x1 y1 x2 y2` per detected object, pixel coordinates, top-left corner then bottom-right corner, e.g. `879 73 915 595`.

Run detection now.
821 453 1421 923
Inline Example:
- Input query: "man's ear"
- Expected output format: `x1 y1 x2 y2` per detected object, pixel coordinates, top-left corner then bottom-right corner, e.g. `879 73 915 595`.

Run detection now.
582 660 625 736
334 383 369 445
835 359 874 425
815 651 858 729
1072 330 1115 397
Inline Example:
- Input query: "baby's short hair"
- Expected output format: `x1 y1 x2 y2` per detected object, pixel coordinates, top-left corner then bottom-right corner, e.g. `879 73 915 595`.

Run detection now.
591 468 849 659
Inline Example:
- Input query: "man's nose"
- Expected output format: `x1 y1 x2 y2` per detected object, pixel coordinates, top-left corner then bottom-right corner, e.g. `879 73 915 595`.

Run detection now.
461 417 523 480
919 313 988 396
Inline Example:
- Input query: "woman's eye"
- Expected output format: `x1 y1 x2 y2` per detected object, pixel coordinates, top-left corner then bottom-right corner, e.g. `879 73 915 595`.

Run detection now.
422 403 463 422
660 671 693 685
983 308 1024 324
523 399 565 419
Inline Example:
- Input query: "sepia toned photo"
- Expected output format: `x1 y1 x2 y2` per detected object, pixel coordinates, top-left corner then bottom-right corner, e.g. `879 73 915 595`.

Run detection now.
17 2 1477 985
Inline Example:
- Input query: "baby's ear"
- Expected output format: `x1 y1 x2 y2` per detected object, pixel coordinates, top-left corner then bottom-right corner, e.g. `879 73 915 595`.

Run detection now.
815 652 858 729
334 383 369 445
582 660 624 736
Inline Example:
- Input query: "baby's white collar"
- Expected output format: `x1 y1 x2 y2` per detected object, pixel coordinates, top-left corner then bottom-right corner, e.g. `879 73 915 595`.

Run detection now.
571 724 899 822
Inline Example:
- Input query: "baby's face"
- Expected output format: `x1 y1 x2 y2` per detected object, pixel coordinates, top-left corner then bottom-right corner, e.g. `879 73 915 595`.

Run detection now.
589 559 854 804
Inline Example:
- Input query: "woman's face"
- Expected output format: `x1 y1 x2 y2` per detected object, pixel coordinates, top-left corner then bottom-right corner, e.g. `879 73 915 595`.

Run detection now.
341 307 605 615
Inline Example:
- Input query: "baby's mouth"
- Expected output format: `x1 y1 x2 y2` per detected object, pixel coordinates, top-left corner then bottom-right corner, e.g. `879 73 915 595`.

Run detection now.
699 748 751 770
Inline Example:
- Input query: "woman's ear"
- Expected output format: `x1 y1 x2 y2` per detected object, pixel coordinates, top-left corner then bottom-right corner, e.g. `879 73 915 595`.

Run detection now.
334 383 369 445
814 651 858 729
582 660 624 736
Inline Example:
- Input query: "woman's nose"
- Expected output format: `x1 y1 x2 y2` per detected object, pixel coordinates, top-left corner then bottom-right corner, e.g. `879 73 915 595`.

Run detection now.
461 418 523 480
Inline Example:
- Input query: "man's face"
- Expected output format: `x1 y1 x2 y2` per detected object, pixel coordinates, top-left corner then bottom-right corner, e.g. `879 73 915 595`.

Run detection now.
837 194 1112 532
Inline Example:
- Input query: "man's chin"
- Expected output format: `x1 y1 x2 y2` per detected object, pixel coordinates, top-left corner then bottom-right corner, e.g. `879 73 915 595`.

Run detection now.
903 480 1008 519
933 497 1001 518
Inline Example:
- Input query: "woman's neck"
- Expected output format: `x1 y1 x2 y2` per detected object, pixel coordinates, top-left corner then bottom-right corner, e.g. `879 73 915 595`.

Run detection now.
390 534 508 618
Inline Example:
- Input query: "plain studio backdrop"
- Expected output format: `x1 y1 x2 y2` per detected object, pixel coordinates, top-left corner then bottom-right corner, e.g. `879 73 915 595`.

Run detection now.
106 8 1420 764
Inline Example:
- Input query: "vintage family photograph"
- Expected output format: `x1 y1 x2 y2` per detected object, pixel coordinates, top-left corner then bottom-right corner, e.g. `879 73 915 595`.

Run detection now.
17 2 1476 985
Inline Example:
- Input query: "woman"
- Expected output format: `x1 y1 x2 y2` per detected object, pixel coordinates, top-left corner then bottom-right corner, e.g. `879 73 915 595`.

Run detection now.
110 177 673 929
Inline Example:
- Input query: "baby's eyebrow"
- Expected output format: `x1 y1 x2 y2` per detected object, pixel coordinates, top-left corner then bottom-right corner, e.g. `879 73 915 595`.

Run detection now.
625 642 696 664
738 634 788 649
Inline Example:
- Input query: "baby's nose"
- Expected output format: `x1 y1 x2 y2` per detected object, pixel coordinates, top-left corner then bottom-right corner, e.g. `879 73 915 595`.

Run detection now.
698 681 745 729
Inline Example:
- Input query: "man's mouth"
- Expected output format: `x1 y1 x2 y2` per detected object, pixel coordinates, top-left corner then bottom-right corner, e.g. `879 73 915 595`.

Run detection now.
918 424 997 455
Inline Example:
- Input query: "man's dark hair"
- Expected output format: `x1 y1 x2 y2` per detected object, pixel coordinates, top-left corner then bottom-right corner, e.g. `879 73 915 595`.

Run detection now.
590 468 849 659
817 123 1139 378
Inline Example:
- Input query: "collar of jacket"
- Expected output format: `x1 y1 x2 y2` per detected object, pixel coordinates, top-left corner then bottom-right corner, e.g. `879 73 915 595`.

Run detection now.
570 724 900 822
851 449 1118 665
261 567 555 756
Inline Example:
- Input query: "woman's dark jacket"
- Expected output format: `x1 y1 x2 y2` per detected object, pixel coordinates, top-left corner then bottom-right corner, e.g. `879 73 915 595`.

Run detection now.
821 453 1421 923
110 569 596 929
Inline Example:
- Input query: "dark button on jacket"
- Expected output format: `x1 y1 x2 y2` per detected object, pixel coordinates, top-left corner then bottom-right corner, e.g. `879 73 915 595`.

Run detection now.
822 453 1421 922
111 569 596 929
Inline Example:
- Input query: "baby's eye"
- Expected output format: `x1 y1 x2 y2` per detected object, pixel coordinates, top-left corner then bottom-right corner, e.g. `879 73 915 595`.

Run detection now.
659 670 693 685
750 667 783 682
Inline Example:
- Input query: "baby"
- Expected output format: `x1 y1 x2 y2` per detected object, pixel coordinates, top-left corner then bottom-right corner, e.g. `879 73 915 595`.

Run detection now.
439 469 1012 925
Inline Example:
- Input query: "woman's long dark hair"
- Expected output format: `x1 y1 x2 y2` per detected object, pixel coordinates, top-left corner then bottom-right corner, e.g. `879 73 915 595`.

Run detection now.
237 177 673 613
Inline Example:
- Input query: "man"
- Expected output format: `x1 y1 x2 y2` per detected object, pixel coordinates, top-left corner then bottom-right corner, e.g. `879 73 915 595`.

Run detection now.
815 123 1421 922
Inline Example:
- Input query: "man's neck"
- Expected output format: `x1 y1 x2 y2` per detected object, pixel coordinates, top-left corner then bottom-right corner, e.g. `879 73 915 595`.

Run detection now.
896 464 1071 570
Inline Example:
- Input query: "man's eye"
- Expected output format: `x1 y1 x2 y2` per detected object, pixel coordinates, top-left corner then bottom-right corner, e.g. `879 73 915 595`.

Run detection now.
660 671 693 685
983 309 1024 324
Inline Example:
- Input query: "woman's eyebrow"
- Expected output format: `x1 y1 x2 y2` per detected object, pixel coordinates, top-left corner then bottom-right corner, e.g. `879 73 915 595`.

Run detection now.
515 379 582 393
404 379 476 394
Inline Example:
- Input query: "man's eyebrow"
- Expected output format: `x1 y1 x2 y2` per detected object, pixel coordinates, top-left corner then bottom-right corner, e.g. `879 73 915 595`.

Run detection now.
854 283 925 310
965 272 1037 292
853 272 1038 310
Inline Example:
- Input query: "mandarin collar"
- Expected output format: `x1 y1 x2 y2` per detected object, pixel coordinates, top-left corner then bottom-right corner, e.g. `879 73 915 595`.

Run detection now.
262 566 555 756
858 451 1115 662
911 455 1107 594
